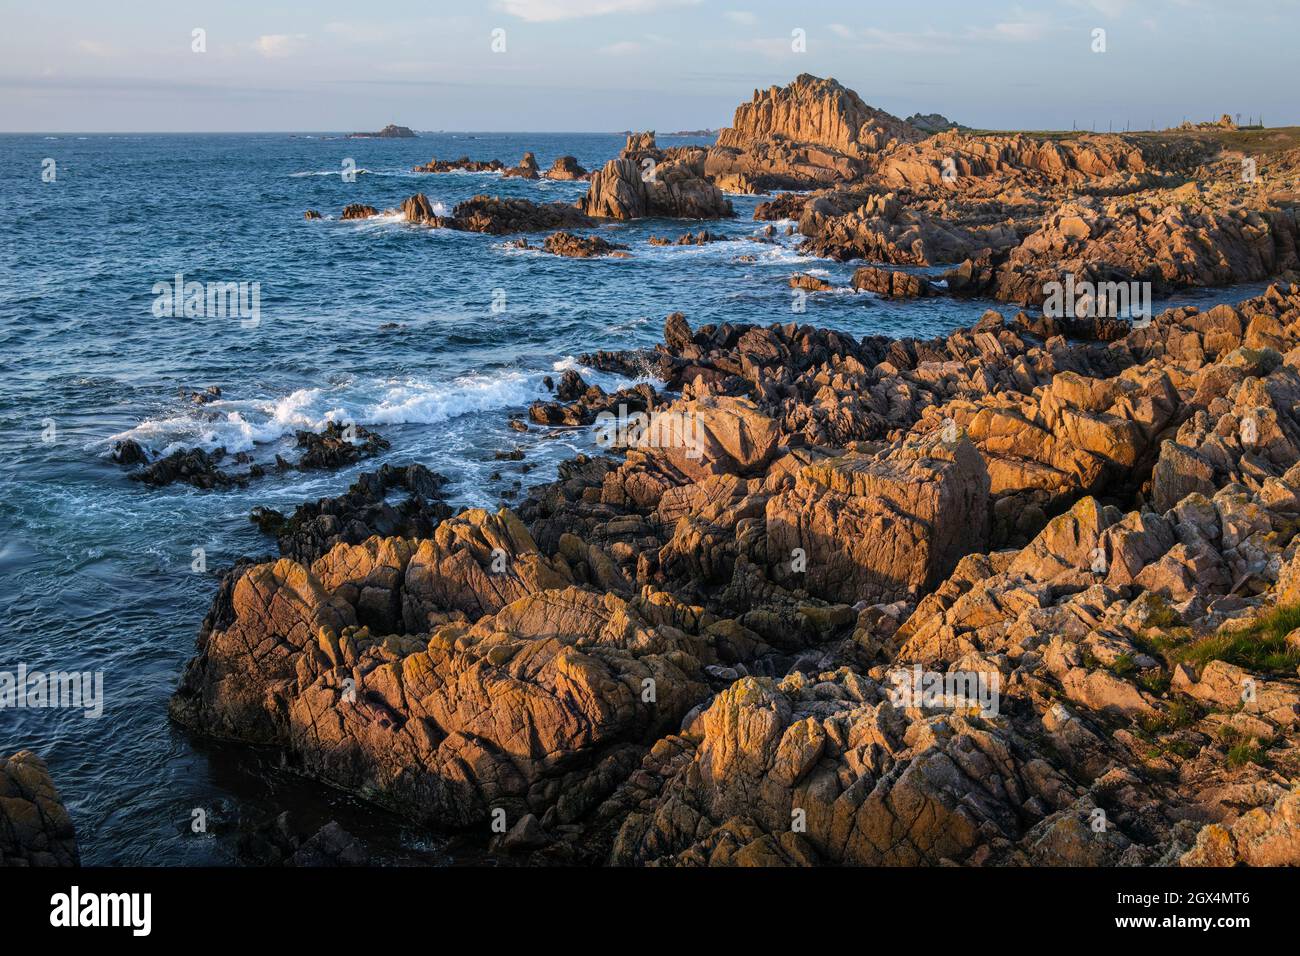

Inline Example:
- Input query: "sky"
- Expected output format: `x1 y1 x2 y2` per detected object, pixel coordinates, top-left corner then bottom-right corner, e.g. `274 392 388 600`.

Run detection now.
2 0 1297 132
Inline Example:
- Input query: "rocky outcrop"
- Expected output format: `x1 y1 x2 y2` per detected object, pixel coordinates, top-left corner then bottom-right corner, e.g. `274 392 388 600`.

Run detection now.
412 156 506 174
877 131 1153 191
581 157 733 221
604 673 1087 866
528 372 657 427
250 462 452 564
1 752 79 867
545 156 588 181
445 195 594 234
851 266 937 298
798 189 1016 264
905 113 969 134
401 193 438 223
717 74 921 159
538 232 630 259
503 152 540 180
170 565 713 830
295 422 389 471
789 273 833 292
987 194 1300 306
766 434 991 605
704 74 921 193
238 812 368 866
1181 788 1300 866
650 229 727 247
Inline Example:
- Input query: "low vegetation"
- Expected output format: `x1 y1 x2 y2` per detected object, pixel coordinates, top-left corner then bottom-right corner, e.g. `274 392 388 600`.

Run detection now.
1173 605 1300 676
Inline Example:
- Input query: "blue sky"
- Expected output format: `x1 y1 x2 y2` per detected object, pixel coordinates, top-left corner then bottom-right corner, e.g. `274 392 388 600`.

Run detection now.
3 0 1296 132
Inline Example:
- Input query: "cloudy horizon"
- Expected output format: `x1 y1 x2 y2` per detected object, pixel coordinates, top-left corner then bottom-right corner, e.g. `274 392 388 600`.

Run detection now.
3 0 1296 133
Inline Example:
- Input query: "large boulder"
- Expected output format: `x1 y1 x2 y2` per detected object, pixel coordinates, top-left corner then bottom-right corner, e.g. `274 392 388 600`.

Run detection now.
171 570 712 830
581 158 733 221
1 752 79 867
767 433 990 604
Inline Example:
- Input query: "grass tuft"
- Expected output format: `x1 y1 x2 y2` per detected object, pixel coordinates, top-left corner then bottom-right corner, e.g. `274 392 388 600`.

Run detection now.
1173 605 1300 676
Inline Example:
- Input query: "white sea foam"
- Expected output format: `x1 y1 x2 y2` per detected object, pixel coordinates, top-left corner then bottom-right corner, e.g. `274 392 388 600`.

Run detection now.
103 370 541 456
341 206 450 230
632 235 819 266
289 168 377 178
553 355 660 390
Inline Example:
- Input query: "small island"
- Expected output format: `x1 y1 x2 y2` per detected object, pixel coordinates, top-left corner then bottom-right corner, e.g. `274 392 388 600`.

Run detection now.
347 123 417 139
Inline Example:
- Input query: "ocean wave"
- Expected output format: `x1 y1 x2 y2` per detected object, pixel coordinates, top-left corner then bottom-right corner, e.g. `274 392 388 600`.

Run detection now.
629 235 820 266
102 370 541 456
289 168 379 178
553 355 660 390
339 203 451 228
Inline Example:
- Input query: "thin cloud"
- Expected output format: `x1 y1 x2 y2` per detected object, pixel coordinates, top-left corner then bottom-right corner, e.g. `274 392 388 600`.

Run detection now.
970 21 1048 42
254 34 308 58
855 27 961 54
831 21 1049 53
496 0 700 22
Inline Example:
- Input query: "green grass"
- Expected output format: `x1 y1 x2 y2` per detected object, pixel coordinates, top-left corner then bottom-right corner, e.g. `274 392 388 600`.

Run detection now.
1137 669 1171 695
1227 741 1269 768
1138 697 1201 735
1219 726 1271 768
1172 605 1300 676
1136 593 1182 630
1108 652 1138 677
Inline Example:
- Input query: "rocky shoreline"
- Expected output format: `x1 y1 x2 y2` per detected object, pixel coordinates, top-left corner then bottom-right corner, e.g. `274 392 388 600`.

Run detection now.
20 72 1300 869
157 274 1300 867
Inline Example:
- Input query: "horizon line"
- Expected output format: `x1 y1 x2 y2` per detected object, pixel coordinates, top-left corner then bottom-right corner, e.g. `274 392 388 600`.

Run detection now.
0 129 731 136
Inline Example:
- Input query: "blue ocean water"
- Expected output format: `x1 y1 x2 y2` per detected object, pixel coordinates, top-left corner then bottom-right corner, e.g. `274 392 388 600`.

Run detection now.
0 131 1269 864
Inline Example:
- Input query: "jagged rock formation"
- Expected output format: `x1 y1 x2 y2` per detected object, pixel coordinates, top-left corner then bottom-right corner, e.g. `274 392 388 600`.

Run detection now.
718 75 921 158
984 192 1300 305
249 462 452 565
581 135 734 221
1 752 79 867
703 74 922 192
